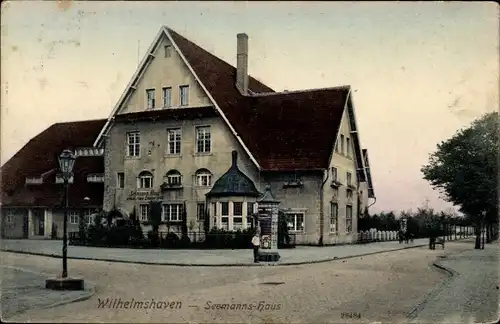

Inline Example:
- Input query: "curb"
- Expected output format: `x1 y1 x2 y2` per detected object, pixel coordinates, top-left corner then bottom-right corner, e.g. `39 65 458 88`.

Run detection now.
1 243 428 267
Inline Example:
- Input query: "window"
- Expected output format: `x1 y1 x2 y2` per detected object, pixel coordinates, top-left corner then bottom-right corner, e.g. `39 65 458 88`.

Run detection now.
162 87 172 108
69 211 79 225
330 203 338 233
196 169 212 187
146 89 155 109
246 202 254 217
167 128 181 155
179 85 189 106
117 172 125 189
331 167 338 181
5 210 14 224
197 203 206 221
347 189 353 200
139 204 149 222
346 172 352 186
335 140 340 152
221 202 229 216
221 217 229 230
346 205 353 233
164 45 172 58
346 137 351 157
127 132 140 157
233 217 243 230
166 170 181 185
233 202 243 216
286 213 304 232
196 126 211 153
162 204 183 222
340 134 345 155
137 171 153 189
212 202 217 216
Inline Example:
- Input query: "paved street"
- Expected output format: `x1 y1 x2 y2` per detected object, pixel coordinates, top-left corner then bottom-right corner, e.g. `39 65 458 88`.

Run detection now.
0 237 462 266
2 240 493 323
0 265 95 319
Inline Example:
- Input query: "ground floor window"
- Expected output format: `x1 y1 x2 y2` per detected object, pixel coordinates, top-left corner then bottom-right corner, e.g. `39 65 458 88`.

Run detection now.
162 204 183 222
221 217 229 230
330 203 338 233
197 203 205 221
286 213 305 232
69 211 79 225
346 205 353 233
139 204 149 222
233 217 243 230
6 210 15 224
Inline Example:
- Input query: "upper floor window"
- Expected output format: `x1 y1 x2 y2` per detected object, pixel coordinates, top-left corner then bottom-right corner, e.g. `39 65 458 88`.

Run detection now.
137 171 153 189
179 85 189 106
346 172 352 186
346 137 351 157
146 89 155 109
127 132 140 157
117 172 125 189
196 169 212 187
162 87 172 108
196 126 211 153
166 170 182 185
164 45 172 58
331 167 338 181
340 134 345 155
167 128 181 155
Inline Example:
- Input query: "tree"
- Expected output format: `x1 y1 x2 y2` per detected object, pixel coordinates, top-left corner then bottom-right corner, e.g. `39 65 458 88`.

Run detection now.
421 112 499 248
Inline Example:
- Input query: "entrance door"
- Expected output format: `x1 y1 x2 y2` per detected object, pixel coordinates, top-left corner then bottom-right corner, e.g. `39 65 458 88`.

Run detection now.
33 209 44 236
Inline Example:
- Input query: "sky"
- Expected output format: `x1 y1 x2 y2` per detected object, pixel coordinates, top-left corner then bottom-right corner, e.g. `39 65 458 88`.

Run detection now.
1 1 498 214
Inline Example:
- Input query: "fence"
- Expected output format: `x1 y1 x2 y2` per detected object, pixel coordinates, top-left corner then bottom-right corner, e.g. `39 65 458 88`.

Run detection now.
357 227 476 243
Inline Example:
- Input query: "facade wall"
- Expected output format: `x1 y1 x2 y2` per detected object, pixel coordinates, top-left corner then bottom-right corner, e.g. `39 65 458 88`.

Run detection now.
120 35 211 114
322 106 363 244
1 208 26 239
103 115 262 232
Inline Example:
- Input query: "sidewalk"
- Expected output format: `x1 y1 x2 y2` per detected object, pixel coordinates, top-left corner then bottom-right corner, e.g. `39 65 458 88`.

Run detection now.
408 241 500 324
0 237 472 266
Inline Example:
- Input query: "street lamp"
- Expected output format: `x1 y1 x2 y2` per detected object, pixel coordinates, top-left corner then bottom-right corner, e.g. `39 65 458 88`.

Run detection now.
46 149 84 290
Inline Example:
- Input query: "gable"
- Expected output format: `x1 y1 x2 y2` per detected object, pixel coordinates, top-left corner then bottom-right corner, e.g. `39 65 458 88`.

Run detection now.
119 35 211 114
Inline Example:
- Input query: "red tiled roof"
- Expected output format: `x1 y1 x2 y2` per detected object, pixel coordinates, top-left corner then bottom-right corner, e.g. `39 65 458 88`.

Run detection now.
168 28 349 171
1 119 106 208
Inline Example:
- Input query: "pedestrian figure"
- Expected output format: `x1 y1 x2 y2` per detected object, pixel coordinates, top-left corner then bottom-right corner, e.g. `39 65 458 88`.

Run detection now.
251 231 260 263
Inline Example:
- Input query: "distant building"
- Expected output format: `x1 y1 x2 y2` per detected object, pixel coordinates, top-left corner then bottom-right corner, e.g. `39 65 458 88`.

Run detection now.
1 26 375 244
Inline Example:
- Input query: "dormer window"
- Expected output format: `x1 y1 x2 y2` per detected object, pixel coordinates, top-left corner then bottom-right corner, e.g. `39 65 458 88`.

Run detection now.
55 174 74 184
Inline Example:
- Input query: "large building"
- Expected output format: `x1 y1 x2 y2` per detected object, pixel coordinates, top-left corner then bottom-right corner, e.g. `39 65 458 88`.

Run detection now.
1 26 375 244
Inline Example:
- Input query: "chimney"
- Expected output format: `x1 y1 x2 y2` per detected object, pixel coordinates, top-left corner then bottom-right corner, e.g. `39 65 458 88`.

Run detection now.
236 33 249 95
231 150 238 168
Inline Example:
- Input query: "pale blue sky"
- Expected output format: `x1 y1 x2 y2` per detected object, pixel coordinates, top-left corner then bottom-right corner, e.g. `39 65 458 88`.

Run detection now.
1 1 498 214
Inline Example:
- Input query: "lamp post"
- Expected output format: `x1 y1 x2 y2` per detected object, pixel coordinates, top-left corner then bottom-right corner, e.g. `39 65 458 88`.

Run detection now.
46 149 84 291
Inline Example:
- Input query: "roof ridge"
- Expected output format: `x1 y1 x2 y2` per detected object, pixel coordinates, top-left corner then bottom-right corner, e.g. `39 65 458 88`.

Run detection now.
250 85 351 97
165 26 275 93
53 118 107 126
